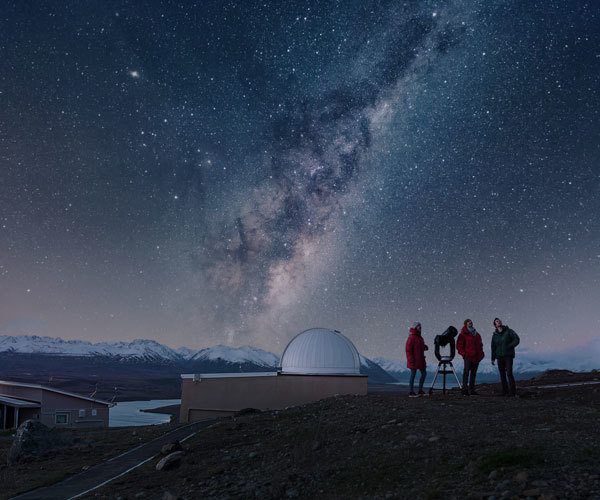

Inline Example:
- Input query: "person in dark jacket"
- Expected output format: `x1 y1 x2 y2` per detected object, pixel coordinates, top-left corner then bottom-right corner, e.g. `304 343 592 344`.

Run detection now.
457 319 484 395
405 322 428 397
491 317 520 396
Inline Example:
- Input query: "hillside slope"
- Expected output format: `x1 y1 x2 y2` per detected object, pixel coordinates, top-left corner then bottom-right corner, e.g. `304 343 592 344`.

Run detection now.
96 375 600 499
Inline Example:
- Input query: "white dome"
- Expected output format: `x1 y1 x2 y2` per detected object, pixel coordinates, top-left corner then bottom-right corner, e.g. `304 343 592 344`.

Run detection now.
280 328 361 375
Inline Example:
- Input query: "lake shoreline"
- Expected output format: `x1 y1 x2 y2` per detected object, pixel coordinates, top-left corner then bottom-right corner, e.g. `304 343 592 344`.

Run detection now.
109 399 181 427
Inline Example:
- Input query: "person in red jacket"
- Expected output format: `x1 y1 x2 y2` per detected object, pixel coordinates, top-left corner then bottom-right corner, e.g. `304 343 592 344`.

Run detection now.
456 319 485 395
405 322 429 397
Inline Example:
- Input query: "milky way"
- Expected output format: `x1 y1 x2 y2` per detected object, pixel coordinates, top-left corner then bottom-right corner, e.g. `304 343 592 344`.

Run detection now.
1 1 599 357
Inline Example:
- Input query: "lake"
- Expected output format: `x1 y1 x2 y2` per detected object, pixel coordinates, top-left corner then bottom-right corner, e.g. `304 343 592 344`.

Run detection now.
109 399 181 427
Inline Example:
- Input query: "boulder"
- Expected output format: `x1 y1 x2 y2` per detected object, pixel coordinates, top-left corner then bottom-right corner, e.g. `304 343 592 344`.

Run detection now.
7 420 73 465
156 451 184 471
160 441 182 455
514 471 529 484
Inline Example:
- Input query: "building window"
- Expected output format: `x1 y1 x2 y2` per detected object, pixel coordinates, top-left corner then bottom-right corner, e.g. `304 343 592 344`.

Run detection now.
55 413 69 424
91 409 97 417
78 409 85 418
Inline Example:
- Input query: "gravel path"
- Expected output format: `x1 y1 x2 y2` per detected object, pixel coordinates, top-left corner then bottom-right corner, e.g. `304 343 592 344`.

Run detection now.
11 420 216 500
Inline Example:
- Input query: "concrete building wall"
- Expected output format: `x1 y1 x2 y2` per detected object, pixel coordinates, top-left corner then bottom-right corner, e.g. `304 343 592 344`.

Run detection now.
180 373 367 423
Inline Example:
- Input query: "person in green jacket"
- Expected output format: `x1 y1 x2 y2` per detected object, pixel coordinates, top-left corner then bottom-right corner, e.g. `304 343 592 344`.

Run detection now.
491 318 520 396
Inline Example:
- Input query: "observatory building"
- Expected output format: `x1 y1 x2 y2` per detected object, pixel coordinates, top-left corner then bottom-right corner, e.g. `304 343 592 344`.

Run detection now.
180 328 367 423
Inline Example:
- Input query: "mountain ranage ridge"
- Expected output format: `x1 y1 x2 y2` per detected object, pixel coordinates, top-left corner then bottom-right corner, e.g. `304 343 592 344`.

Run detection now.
0 334 277 366
0 334 397 385
1 333 591 377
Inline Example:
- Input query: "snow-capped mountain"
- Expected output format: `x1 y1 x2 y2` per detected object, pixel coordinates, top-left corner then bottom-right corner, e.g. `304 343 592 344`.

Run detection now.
175 346 199 360
0 335 280 366
359 355 398 384
0 334 398 384
189 345 279 367
372 357 410 375
0 335 181 361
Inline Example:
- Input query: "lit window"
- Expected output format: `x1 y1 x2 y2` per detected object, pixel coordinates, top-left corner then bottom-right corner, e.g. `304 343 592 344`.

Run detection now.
55 413 69 424
91 409 97 417
79 409 85 418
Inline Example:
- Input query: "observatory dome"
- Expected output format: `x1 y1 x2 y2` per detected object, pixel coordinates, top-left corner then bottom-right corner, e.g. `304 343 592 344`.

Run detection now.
280 328 361 375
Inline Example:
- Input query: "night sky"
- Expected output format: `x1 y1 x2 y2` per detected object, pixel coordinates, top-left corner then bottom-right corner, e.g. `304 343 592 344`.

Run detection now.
1 1 599 357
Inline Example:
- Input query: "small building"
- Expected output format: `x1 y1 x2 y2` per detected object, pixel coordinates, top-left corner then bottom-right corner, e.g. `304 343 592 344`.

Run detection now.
180 328 368 423
0 380 112 429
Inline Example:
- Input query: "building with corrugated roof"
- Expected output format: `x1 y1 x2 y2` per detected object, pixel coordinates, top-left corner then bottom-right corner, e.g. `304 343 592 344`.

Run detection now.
0 380 112 429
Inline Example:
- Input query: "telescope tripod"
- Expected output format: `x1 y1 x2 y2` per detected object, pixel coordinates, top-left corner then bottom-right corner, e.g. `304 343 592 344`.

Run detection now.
428 359 462 395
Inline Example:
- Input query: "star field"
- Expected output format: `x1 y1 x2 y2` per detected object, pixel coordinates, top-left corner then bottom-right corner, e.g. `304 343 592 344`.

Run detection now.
0 1 599 357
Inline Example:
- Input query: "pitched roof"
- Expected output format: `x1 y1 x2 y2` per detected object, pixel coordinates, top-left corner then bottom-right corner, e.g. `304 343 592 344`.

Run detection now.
0 394 41 408
0 380 112 405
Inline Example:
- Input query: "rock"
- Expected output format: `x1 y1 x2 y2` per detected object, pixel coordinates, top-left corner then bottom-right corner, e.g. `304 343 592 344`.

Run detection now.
156 451 184 471
495 479 513 491
428 436 440 442
488 470 499 480
531 480 549 487
162 492 179 500
514 471 529 483
134 493 146 498
7 420 74 465
465 460 478 475
248 451 257 458
161 441 182 455
522 488 541 497
405 434 419 442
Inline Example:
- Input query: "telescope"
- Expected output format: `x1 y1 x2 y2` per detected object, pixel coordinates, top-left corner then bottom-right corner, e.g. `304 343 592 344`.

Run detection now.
434 326 458 362
429 326 462 395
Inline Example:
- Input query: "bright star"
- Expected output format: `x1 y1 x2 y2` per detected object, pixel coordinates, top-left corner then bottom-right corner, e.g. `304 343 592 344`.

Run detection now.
129 70 140 79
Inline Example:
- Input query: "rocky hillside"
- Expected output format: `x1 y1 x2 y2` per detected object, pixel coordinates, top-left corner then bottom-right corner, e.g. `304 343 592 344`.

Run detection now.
94 373 600 499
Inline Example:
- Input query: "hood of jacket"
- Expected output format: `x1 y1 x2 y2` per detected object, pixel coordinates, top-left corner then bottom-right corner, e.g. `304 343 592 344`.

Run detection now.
461 325 479 336
493 325 509 335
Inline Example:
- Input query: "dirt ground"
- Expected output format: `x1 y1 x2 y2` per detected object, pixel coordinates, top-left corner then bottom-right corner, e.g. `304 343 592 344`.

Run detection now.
87 373 600 500
0 423 174 499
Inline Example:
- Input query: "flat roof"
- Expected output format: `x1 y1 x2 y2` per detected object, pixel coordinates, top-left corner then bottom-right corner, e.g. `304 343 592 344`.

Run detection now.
181 372 278 380
0 380 112 406
0 394 41 408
